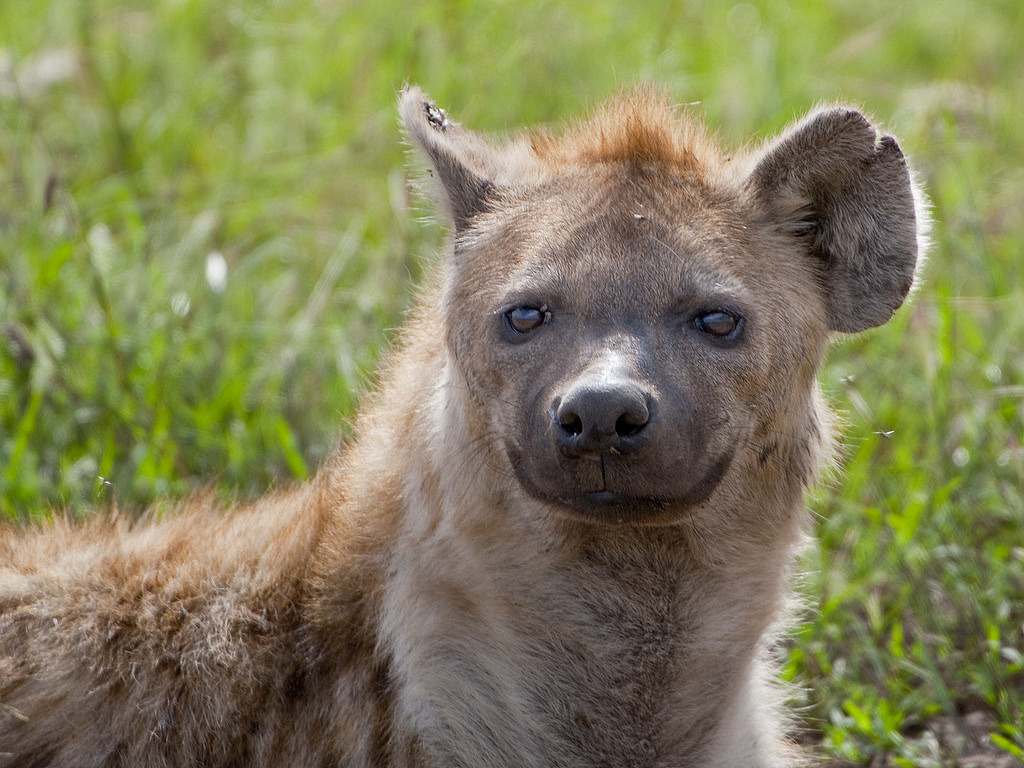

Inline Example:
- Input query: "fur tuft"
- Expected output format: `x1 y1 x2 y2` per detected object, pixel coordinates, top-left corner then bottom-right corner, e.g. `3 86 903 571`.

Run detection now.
531 87 718 174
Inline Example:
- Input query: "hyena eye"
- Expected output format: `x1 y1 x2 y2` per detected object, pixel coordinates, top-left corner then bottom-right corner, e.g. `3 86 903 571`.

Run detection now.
693 310 743 340
505 305 549 335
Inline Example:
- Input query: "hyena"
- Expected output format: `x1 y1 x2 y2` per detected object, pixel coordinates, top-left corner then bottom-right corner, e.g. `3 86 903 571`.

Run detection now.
0 86 923 767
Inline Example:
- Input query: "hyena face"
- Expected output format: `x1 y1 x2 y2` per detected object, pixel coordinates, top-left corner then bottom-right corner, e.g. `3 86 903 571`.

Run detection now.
445 170 826 525
403 87 920 527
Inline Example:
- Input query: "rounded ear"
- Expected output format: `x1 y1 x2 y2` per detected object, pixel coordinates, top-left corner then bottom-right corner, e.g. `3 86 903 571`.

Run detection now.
399 87 498 231
746 108 924 333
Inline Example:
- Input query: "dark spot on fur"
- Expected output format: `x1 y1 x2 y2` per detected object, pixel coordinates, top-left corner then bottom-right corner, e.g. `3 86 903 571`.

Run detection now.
758 442 778 467
367 658 398 766
284 666 307 701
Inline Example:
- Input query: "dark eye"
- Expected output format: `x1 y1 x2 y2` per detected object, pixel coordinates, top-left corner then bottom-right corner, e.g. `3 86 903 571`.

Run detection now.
505 305 549 335
694 310 743 340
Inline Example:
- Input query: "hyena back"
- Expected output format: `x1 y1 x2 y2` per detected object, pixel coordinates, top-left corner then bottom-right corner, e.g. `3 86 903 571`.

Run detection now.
0 86 923 767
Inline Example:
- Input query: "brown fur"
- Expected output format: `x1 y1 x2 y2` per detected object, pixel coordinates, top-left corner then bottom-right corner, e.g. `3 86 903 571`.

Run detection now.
531 88 716 172
0 86 925 767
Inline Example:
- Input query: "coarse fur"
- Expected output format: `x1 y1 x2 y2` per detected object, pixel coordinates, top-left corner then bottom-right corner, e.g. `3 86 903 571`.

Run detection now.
0 86 925 767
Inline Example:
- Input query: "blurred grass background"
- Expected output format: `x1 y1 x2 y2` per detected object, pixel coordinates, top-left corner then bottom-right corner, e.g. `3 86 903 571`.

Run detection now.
1 0 1021 764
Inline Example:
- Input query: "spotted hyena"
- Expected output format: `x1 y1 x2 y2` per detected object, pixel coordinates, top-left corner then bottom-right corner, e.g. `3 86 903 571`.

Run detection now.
0 86 924 767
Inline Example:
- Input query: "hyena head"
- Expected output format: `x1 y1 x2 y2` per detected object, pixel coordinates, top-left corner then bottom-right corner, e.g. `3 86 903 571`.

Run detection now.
401 87 921 529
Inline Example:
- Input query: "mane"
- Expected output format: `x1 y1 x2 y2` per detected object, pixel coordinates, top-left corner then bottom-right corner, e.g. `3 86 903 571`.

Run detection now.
530 87 720 174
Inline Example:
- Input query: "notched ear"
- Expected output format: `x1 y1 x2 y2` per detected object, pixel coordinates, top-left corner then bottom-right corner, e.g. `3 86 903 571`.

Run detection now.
399 86 499 230
747 107 924 333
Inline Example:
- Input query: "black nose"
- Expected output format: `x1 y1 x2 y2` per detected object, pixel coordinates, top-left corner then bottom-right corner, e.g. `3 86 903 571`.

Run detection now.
553 380 653 457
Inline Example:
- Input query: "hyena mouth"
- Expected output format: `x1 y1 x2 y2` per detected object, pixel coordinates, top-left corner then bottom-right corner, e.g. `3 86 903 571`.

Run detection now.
508 449 736 524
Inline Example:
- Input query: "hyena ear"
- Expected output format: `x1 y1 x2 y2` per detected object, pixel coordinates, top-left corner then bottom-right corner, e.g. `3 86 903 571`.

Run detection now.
747 108 923 333
400 86 500 230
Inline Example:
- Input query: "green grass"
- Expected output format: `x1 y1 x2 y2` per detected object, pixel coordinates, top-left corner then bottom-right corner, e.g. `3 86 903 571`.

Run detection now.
1 0 1022 764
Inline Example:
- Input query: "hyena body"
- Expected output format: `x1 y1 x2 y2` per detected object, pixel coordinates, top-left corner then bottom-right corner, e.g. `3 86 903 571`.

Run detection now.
0 87 923 767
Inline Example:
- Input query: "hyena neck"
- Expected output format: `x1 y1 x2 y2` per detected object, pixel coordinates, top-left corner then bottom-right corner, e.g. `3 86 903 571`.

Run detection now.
373 361 800 766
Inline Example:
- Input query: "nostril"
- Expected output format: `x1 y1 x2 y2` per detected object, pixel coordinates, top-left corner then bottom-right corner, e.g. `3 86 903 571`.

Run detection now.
559 412 584 437
614 412 647 437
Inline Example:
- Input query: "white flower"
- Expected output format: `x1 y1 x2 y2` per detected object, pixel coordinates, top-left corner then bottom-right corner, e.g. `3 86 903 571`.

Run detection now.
205 251 228 293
